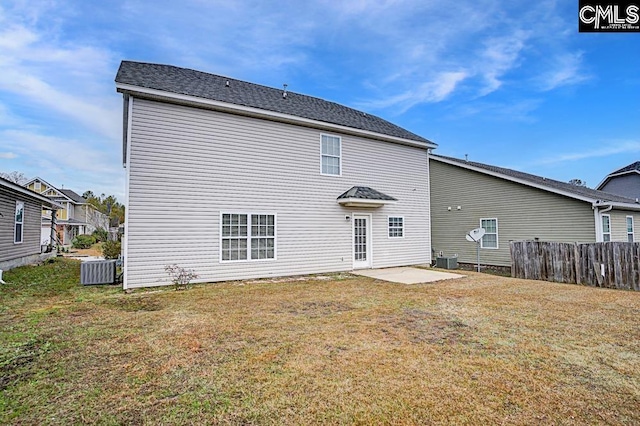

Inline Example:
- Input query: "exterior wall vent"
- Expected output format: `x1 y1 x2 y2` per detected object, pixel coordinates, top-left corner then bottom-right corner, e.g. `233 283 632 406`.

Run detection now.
81 260 117 285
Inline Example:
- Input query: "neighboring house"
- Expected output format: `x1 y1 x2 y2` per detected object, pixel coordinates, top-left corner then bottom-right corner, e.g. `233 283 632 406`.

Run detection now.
0 177 59 271
24 177 109 245
596 161 640 200
430 155 640 267
115 61 436 289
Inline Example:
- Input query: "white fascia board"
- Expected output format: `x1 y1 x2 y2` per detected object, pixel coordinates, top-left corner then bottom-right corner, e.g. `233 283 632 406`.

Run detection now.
430 155 598 204
337 198 397 207
116 83 437 150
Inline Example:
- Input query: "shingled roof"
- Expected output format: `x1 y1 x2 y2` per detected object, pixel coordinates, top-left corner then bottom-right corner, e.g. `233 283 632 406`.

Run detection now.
115 61 433 146
596 161 640 191
337 186 397 201
431 155 640 205
58 189 87 204
611 161 640 175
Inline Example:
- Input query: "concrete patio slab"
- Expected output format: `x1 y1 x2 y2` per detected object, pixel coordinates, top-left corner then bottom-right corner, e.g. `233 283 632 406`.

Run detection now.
352 266 465 284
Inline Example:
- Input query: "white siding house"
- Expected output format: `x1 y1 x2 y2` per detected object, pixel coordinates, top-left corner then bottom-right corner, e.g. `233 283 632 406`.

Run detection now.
116 61 436 289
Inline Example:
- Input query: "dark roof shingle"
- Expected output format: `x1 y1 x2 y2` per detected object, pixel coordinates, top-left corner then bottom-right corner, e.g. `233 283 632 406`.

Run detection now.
432 155 639 204
611 161 640 175
115 61 433 145
337 186 397 201
59 189 86 204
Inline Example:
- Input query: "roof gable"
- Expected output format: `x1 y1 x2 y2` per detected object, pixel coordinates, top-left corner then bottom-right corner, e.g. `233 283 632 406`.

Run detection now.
115 61 434 147
23 177 87 204
1 177 60 207
596 161 640 190
23 176 56 193
431 155 639 205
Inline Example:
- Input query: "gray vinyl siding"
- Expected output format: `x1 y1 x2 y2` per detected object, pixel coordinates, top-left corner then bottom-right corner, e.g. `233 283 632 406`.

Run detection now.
125 98 431 288
609 210 640 242
0 187 43 263
430 160 596 267
599 174 640 200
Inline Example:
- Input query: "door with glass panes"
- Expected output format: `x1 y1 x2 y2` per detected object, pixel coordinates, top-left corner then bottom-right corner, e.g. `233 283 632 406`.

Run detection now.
352 214 372 269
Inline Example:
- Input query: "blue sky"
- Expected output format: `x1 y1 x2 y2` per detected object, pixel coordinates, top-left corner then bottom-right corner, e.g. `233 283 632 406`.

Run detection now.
0 0 638 201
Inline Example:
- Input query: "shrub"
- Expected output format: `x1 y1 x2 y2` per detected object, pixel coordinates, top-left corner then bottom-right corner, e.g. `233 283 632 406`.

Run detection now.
102 240 121 259
165 264 199 290
92 227 108 243
72 234 96 249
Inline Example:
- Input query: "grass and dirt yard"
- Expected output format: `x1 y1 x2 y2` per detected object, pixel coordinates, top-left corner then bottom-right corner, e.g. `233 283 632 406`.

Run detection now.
1 258 639 425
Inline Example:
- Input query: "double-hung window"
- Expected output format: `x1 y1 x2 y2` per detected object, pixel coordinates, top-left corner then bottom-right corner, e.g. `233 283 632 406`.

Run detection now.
15 201 24 244
627 216 634 242
602 215 611 242
388 216 404 238
480 218 498 249
321 135 341 176
221 213 275 261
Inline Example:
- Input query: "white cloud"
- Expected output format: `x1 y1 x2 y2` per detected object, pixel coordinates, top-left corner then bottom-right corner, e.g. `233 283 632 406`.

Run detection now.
538 52 591 91
0 22 120 140
476 31 530 95
536 140 640 165
0 24 37 49
0 129 124 199
362 71 468 112
0 152 17 159
450 98 542 122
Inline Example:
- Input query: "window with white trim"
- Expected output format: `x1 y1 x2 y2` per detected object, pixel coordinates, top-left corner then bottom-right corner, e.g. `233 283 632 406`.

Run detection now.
627 216 634 242
34 181 41 191
221 213 275 261
388 216 404 238
15 201 24 244
321 134 341 176
602 215 611 242
480 218 498 249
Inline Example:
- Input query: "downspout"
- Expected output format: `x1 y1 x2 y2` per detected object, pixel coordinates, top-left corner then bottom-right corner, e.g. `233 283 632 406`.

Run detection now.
593 202 613 242
426 147 433 264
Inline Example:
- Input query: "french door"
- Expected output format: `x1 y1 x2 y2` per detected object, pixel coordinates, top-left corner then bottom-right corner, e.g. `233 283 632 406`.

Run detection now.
352 214 372 269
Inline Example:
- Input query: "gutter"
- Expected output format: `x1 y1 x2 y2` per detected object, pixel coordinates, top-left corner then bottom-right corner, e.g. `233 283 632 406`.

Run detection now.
592 200 640 211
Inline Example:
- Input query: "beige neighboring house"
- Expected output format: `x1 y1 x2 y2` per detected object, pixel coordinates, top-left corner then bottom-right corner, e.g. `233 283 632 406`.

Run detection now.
24 177 109 246
116 61 436 289
430 155 640 268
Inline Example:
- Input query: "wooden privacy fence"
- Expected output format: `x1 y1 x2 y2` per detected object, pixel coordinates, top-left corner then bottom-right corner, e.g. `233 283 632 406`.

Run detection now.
510 241 640 291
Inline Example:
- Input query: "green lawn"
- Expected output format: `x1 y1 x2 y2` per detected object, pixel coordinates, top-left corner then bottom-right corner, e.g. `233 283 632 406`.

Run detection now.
1 258 639 425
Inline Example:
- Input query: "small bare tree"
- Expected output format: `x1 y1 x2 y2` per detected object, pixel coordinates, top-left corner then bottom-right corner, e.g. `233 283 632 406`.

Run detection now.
0 171 28 185
164 264 198 290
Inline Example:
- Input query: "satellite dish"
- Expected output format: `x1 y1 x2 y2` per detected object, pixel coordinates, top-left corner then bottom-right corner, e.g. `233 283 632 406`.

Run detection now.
466 227 486 242
466 227 486 272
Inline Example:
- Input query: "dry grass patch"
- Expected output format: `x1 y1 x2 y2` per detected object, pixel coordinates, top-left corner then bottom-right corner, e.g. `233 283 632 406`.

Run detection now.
1 260 639 424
